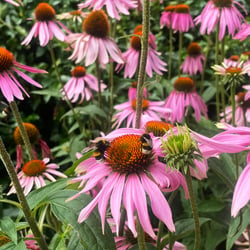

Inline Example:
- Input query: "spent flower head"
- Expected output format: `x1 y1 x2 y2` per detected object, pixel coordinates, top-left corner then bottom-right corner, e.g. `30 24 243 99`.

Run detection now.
160 125 203 174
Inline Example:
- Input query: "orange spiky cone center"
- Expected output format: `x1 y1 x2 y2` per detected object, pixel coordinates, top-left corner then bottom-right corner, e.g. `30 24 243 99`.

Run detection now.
130 31 142 51
164 5 176 12
174 77 194 92
14 123 40 145
22 159 47 176
226 67 242 74
71 66 86 77
145 121 173 137
187 42 202 57
0 47 14 72
174 4 190 13
131 98 149 111
34 3 56 21
105 135 153 174
82 10 109 38
212 0 232 8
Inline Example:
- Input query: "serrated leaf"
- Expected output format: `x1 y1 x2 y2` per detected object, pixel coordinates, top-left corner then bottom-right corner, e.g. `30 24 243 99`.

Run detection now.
49 189 116 250
0 217 17 244
226 208 250 250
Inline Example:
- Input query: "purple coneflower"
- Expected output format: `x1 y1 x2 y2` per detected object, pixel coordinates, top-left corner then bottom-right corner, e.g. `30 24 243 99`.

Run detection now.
4 0 22 6
13 123 53 171
67 129 176 239
160 5 176 29
61 66 106 103
24 234 40 250
128 81 148 101
195 0 247 41
181 42 205 75
212 59 250 77
231 152 250 217
78 0 137 20
112 98 170 128
171 4 194 33
221 92 250 126
0 47 46 102
22 3 71 47
116 29 167 78
8 158 67 196
66 10 124 66
56 9 88 23
233 23 250 41
164 77 208 123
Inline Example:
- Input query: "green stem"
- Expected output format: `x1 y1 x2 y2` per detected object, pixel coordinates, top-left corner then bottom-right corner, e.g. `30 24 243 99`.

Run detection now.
231 84 236 127
184 168 200 250
0 137 48 250
48 41 84 133
215 22 220 121
136 216 147 250
178 32 183 76
135 0 150 129
200 36 211 94
9 101 34 160
95 61 102 109
168 28 173 81
220 38 226 121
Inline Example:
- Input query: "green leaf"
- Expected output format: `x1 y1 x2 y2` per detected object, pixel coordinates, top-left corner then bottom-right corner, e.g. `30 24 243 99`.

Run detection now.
198 199 225 213
226 208 250 250
0 217 17 244
175 217 211 236
64 150 94 176
31 89 62 98
26 178 69 209
0 240 26 250
48 189 116 250
204 222 227 250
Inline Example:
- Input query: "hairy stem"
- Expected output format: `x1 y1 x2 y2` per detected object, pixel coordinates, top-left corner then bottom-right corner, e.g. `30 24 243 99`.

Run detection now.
10 101 34 160
184 168 200 250
135 0 150 129
136 216 147 250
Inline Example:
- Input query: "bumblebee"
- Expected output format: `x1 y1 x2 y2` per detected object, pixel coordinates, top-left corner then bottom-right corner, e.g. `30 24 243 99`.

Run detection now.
93 139 110 162
140 133 153 154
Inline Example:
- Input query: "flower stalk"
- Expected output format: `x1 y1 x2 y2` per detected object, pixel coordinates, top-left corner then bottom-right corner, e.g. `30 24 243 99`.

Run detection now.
135 0 150 129
136 216 147 250
183 167 200 250
0 137 48 250
168 27 173 81
178 32 183 76
9 101 34 160
215 21 220 121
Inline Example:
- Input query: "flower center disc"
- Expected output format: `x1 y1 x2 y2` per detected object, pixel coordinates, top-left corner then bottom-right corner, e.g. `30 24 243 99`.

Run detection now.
164 5 176 12
14 123 40 145
229 55 239 61
174 77 194 92
130 32 142 51
34 3 56 21
105 135 153 174
226 67 242 74
187 42 201 57
0 47 14 72
174 4 190 13
70 10 82 16
22 159 46 176
131 99 149 111
71 66 86 77
82 10 109 38
212 0 232 8
145 121 173 137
